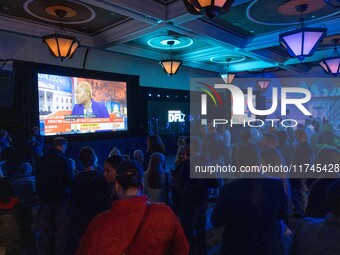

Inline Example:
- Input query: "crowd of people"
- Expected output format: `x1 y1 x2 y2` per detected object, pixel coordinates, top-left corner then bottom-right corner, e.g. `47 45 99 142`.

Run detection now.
0 116 339 255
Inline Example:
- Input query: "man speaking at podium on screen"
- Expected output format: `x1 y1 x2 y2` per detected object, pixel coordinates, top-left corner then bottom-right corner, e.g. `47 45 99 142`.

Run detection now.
71 81 110 118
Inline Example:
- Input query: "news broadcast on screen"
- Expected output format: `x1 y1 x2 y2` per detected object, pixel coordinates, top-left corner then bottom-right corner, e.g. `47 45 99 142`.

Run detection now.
38 73 127 136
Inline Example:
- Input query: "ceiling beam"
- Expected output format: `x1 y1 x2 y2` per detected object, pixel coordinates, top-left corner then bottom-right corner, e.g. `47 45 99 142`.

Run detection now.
93 19 162 48
0 15 94 47
78 0 164 24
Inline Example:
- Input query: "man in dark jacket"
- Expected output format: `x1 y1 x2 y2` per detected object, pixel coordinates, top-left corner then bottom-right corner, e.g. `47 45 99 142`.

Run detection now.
179 136 218 255
35 137 73 255
211 143 287 255
289 180 340 255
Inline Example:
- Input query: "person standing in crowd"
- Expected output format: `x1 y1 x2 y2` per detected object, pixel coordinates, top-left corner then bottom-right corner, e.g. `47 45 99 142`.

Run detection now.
0 129 17 178
0 177 36 255
211 143 287 255
179 137 218 255
143 134 165 171
103 155 124 201
71 81 110 118
291 128 313 217
177 136 186 147
289 180 340 255
28 126 44 171
103 154 124 185
206 123 224 165
261 147 292 214
276 130 295 167
108 146 121 157
217 124 231 165
35 137 74 255
70 146 111 252
261 132 278 149
230 129 252 167
199 124 208 160
304 118 315 143
12 162 37 207
171 145 186 216
144 152 170 204
133 149 144 168
76 160 189 255
305 148 340 218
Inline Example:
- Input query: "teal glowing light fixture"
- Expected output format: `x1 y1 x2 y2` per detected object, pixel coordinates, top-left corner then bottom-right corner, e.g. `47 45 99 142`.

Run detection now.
279 4 327 61
42 9 80 61
319 39 340 76
159 41 182 77
183 0 235 19
220 58 235 83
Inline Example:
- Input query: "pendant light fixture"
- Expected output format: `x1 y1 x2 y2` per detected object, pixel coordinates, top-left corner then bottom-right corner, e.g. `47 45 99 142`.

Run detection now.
159 41 182 77
183 0 235 19
256 71 271 93
220 58 235 84
279 4 327 61
42 9 80 61
319 38 340 76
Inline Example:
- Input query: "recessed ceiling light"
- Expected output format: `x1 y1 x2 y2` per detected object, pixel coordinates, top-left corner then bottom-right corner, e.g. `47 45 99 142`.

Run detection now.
160 39 181 46
148 35 193 49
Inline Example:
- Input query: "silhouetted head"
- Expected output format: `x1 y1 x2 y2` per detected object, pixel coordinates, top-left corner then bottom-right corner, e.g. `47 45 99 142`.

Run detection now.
52 137 68 153
147 134 165 153
115 160 144 198
103 155 124 183
79 146 97 169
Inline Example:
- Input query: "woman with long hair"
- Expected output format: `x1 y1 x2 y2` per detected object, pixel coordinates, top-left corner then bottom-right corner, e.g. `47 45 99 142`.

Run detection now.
144 152 170 204
143 134 165 171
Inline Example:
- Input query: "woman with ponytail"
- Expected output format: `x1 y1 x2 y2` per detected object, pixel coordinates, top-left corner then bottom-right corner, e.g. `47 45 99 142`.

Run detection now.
77 160 189 255
70 146 111 252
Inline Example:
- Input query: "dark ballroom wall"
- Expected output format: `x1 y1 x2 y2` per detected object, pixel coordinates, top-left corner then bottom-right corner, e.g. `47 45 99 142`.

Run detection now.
0 60 194 167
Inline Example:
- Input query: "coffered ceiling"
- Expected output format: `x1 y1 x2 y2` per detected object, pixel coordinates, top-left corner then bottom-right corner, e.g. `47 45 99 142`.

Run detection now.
0 0 339 75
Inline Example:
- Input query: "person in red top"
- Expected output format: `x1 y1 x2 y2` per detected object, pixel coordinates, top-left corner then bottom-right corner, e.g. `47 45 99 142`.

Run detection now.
76 160 189 255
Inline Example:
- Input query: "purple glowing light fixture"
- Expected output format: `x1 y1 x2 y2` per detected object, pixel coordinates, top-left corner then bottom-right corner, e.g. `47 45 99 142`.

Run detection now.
319 38 340 77
279 4 327 61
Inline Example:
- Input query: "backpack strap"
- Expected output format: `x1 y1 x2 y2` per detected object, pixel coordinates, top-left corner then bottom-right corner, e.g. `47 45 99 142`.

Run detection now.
121 202 151 255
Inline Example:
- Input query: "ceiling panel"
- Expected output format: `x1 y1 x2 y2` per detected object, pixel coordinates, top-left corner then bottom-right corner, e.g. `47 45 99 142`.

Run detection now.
0 0 339 75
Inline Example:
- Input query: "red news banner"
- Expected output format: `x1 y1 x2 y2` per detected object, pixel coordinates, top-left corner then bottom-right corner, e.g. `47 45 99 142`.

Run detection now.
43 115 124 134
